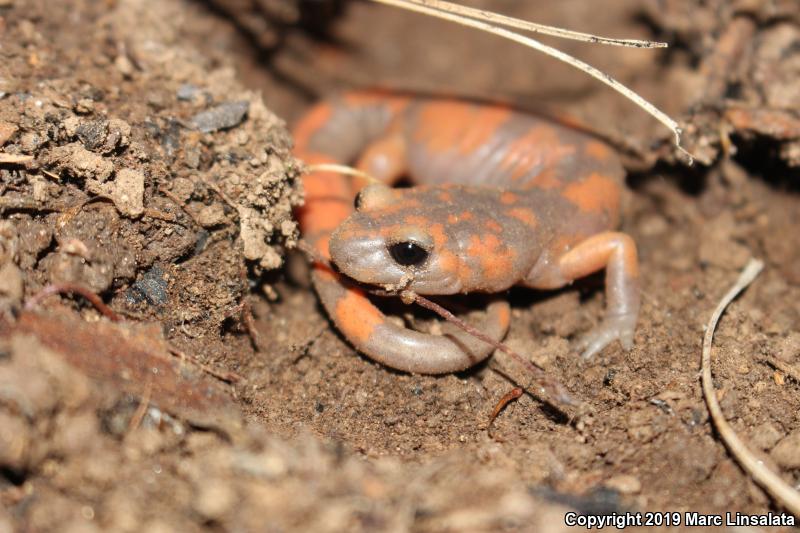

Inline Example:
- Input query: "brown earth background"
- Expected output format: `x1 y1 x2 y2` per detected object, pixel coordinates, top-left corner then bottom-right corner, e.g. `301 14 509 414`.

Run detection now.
1 0 800 531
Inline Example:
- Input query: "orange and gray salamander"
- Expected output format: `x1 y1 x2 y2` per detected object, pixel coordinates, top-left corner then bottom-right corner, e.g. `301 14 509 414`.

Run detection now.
294 92 639 374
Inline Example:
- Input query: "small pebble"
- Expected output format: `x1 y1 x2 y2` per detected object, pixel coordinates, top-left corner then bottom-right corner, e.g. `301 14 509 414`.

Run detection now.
176 84 200 101
126 265 168 306
770 430 800 469
604 474 642 494
190 101 249 133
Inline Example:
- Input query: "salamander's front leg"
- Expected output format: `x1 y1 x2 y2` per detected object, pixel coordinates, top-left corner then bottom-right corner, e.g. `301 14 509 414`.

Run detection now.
355 132 407 186
553 232 640 358
312 267 511 374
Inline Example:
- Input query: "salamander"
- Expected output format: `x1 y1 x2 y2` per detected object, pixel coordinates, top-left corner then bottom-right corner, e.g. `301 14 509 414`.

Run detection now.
293 91 639 374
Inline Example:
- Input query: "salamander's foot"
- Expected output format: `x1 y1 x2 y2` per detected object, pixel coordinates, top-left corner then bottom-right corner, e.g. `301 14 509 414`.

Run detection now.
575 311 637 359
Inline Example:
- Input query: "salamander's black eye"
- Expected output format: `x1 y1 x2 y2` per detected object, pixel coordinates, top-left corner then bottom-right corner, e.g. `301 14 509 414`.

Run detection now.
389 241 429 267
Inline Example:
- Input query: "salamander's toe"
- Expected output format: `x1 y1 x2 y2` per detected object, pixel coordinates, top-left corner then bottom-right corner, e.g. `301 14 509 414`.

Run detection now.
575 312 637 359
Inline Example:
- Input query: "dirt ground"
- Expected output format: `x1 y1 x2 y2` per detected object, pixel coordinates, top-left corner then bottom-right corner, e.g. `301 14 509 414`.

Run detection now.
2 0 800 531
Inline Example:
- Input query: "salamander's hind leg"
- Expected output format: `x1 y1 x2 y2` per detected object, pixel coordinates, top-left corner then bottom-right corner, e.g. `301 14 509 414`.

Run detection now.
551 232 640 359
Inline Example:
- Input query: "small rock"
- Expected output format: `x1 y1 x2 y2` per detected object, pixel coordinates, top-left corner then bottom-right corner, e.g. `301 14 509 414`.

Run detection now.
76 118 131 154
114 55 135 78
192 480 236 520
61 116 81 138
76 120 110 151
0 261 24 308
196 203 226 227
19 131 44 152
604 474 642 494
190 101 249 133
126 265 168 306
698 213 751 269
74 97 95 114
750 422 783 451
0 506 13 533
280 219 297 237
776 332 800 362
31 175 49 202
41 251 115 293
176 84 200 101
48 143 113 181
770 430 800 469
0 412 30 470
0 122 18 146
111 168 145 217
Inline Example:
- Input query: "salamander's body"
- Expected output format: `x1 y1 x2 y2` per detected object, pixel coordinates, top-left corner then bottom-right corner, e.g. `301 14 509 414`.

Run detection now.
294 92 639 374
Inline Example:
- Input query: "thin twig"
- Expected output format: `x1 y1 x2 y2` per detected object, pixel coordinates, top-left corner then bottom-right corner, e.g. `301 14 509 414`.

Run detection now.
488 386 523 442
238 262 264 351
408 292 576 407
368 0 692 162
701 258 800 516
159 186 203 227
205 181 238 211
24 283 122 322
167 346 243 384
41 169 62 181
306 163 381 185
126 377 153 434
143 208 177 223
404 0 667 48
0 153 33 164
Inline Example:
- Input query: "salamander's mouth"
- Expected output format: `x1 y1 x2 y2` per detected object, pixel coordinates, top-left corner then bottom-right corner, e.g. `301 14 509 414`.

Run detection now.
329 217 407 287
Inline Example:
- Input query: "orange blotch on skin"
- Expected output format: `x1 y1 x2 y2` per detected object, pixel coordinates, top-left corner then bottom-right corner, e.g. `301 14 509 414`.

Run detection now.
429 223 448 247
343 92 410 115
437 249 461 277
335 288 386 344
496 304 511 329
438 247 473 289
524 168 562 190
438 191 453 202
500 192 518 205
297 164 354 236
297 198 351 237
585 140 613 161
315 235 332 259
371 198 421 216
486 219 503 233
414 102 512 156
414 102 473 153
314 264 338 282
456 106 512 156
460 211 474 221
507 207 538 228
467 233 501 257
447 213 459 224
292 104 333 154
466 234 516 284
403 215 429 227
563 173 620 215
481 250 516 285
498 125 575 188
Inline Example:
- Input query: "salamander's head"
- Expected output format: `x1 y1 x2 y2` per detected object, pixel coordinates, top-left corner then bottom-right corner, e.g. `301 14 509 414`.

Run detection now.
328 184 467 294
